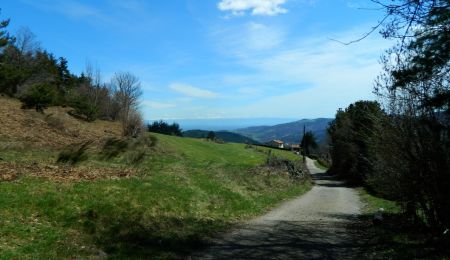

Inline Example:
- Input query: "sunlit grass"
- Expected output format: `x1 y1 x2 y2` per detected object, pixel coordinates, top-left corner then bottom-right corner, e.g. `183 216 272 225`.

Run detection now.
313 160 329 171
0 133 311 258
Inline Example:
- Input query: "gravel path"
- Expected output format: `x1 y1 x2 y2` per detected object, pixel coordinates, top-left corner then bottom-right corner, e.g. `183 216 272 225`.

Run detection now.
191 158 364 259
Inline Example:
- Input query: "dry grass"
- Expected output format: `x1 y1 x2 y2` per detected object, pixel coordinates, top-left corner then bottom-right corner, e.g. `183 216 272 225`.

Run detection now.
0 96 121 148
0 162 138 182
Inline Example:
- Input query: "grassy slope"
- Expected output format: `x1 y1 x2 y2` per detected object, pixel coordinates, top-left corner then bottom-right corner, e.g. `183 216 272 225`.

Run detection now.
0 96 122 148
0 133 310 258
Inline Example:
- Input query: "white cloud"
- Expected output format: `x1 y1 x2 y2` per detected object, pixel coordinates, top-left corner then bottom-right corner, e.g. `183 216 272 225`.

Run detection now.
218 0 288 16
169 83 219 99
141 100 176 109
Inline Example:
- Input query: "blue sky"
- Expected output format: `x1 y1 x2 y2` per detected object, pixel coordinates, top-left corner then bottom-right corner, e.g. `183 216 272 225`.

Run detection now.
3 0 391 120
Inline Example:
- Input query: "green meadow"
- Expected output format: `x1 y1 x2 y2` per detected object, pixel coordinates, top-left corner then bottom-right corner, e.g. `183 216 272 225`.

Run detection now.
0 133 311 258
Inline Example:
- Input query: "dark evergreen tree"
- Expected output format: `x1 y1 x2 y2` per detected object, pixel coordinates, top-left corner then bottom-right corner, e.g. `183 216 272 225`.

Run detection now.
19 83 56 113
147 120 182 136
0 10 13 49
328 101 385 183
206 131 215 141
301 131 317 157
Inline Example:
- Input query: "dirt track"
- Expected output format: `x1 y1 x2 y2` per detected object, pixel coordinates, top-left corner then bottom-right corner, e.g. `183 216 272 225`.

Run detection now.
192 158 364 259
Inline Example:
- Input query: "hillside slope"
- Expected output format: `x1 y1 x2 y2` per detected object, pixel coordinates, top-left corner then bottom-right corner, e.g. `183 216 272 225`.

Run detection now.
0 96 121 148
235 118 333 144
182 130 259 144
0 103 310 259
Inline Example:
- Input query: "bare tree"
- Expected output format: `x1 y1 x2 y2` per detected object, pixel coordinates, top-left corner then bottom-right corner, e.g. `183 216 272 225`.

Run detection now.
370 0 450 229
111 72 143 136
83 61 103 108
15 27 40 55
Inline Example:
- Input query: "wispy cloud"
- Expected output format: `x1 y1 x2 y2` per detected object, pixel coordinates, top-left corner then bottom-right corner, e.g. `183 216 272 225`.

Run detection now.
218 0 288 16
202 24 391 118
141 100 176 109
169 83 219 99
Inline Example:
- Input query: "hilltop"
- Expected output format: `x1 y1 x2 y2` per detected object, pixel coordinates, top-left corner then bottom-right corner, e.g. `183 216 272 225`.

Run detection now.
235 118 333 144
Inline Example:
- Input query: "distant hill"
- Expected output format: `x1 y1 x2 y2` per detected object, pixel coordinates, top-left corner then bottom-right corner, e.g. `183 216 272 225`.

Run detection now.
234 118 333 144
183 130 259 144
151 118 297 131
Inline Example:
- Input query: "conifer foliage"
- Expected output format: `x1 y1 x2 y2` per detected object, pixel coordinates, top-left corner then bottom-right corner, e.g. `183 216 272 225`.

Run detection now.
0 11 143 136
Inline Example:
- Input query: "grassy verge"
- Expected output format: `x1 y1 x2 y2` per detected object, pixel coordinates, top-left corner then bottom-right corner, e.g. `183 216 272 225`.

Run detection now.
357 188 449 259
0 134 311 258
313 160 329 171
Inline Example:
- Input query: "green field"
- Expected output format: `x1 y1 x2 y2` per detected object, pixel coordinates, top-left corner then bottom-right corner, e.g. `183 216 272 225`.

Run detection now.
0 133 311 258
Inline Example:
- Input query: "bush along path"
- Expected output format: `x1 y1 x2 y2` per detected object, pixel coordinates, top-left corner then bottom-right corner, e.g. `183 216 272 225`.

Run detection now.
191 158 366 259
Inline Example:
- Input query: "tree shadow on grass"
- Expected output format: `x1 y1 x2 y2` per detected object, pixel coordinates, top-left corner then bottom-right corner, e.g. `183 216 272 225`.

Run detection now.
79 206 449 259
354 213 450 259
80 208 228 259
192 212 450 259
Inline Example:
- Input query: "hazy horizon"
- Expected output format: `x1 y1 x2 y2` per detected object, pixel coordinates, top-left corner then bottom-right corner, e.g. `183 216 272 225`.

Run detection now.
146 117 333 131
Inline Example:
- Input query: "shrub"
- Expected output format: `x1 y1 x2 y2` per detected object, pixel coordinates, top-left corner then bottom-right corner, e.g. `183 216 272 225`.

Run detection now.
100 138 128 159
265 151 307 179
131 135 157 149
20 83 56 113
57 141 91 165
69 97 98 122
126 149 147 165
206 131 215 141
124 109 144 137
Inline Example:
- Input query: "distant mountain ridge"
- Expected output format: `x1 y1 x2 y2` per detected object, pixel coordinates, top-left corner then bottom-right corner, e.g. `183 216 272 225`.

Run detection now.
182 130 259 144
234 118 333 144
151 118 297 131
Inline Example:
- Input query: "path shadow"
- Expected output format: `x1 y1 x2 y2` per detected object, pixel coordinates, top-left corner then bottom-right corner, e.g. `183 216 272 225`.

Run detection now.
192 214 370 260
312 172 358 188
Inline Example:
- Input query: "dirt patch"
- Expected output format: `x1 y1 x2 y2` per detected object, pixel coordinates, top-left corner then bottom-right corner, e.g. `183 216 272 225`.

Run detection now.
0 162 138 182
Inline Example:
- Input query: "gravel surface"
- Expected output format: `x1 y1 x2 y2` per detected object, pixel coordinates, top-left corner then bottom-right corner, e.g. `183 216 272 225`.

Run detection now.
191 158 364 259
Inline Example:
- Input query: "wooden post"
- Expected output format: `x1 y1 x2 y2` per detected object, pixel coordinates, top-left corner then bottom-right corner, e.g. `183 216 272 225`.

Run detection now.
302 125 306 164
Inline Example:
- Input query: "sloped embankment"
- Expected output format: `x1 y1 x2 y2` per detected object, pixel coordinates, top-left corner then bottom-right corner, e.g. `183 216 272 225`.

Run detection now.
0 96 121 148
0 120 311 258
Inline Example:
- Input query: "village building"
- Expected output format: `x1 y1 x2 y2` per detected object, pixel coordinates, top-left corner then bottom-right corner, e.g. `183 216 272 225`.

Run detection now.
267 139 284 149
